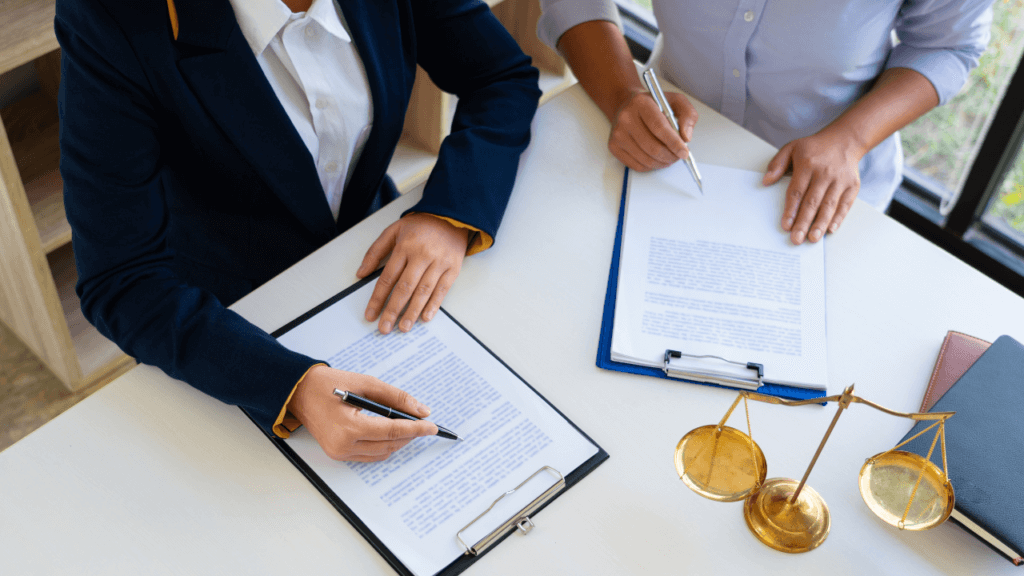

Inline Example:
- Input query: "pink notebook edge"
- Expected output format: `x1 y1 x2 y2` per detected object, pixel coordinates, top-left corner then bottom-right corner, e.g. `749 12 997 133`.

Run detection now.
921 331 991 412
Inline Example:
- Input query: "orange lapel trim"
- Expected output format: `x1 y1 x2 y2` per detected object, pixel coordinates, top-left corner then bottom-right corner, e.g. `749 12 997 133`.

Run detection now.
166 0 179 40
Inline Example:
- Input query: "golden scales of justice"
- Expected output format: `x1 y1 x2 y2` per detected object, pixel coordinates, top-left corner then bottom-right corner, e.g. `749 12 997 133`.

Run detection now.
674 384 955 553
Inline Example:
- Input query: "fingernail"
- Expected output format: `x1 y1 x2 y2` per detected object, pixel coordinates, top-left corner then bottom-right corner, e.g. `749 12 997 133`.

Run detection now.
418 403 431 416
380 320 392 333
830 221 840 232
784 218 794 229
400 319 412 332
809 228 822 242
424 308 435 321
794 231 805 244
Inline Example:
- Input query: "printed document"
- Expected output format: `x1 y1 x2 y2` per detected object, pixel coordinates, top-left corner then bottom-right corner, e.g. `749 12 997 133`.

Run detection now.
276 280 599 576
611 162 828 390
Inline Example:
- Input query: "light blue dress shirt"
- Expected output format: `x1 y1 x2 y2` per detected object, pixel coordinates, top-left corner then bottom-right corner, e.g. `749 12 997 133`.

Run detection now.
538 0 993 208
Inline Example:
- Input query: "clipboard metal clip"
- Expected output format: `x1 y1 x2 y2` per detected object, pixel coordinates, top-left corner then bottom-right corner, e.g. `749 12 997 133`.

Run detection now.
456 466 565 556
663 349 765 390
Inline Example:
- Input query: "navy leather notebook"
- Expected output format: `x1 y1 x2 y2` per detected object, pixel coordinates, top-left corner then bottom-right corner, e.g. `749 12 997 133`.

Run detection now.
597 168 825 402
899 335 1024 566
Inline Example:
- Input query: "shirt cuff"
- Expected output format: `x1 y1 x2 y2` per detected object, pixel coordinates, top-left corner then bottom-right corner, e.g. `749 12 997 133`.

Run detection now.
272 362 328 438
537 0 622 52
420 214 493 255
886 45 978 106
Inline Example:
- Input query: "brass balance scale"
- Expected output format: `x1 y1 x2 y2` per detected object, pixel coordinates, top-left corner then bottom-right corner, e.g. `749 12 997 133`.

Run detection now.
675 384 955 553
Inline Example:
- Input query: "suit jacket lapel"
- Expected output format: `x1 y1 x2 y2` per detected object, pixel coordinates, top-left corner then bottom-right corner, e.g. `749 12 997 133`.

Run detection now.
334 0 413 233
172 0 337 244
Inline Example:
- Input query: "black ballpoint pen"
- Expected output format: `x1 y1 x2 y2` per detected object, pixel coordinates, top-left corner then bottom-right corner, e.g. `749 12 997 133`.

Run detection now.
332 389 462 441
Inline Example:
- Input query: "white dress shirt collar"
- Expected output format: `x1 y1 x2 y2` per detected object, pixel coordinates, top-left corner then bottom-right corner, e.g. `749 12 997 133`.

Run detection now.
229 0 351 57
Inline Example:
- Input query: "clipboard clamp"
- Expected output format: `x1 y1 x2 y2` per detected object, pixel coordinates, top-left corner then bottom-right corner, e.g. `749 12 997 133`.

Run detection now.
663 349 765 390
456 466 565 556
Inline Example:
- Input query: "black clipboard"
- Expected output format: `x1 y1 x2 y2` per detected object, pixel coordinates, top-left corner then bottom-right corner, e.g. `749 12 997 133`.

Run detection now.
596 168 825 403
245 271 609 576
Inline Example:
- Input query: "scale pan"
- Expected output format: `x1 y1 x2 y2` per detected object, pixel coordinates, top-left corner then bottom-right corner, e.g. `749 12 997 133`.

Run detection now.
675 425 767 502
859 450 954 530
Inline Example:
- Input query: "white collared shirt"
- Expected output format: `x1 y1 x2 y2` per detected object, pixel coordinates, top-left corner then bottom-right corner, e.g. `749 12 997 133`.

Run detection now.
229 0 373 221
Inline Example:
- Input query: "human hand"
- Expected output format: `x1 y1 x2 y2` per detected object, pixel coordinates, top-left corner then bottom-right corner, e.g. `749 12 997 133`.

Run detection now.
358 213 470 334
763 128 866 245
608 88 699 171
287 365 437 462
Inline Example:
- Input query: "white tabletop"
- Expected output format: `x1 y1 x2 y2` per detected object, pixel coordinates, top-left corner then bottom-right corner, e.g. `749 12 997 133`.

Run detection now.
2 84 1022 575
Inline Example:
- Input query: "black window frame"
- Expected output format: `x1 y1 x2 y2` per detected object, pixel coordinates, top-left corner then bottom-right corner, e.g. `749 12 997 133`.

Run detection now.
616 3 1024 298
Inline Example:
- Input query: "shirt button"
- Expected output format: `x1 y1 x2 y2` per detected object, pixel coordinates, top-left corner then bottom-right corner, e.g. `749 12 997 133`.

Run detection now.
325 161 338 173
733 69 741 78
744 10 754 22
315 98 329 110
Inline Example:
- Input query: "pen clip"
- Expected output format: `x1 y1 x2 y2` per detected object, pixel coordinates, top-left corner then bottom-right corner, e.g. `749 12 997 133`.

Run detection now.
641 69 664 115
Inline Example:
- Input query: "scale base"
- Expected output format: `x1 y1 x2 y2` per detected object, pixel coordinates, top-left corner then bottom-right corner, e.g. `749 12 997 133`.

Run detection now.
743 478 830 553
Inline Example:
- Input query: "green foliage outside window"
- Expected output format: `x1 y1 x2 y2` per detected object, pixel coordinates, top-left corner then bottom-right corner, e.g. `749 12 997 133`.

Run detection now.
900 0 1024 237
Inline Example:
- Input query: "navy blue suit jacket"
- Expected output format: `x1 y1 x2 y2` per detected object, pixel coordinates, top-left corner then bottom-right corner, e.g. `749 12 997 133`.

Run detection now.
56 0 540 432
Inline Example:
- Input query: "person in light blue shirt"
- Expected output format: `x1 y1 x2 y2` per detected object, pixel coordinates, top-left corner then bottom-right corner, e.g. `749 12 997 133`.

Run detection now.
538 0 993 244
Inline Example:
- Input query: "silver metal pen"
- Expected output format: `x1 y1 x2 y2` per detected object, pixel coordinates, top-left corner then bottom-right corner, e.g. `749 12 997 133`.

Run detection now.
642 68 703 194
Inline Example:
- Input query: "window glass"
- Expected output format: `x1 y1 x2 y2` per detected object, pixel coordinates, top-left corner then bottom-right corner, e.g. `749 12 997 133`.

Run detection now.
900 0 1024 204
615 0 655 26
981 144 1024 243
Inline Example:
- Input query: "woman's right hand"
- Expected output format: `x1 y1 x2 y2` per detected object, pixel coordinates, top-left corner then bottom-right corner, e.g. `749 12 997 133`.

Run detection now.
608 89 698 172
287 365 437 462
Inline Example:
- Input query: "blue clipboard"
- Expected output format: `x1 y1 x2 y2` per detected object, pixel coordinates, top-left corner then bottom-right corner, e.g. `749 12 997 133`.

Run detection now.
596 168 826 402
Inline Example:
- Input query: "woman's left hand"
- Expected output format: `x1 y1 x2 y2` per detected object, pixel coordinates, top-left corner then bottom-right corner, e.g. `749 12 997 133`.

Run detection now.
358 213 470 334
763 127 867 245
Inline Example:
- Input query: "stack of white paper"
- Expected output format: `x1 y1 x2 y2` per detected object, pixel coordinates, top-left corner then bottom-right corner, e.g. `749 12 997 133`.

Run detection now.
611 162 828 391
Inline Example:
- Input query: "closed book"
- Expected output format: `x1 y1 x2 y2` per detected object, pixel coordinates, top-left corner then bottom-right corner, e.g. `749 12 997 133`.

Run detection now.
921 331 991 412
900 335 1024 566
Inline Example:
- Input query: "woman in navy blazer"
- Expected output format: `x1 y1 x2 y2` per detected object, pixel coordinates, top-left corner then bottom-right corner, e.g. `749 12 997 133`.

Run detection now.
56 0 540 459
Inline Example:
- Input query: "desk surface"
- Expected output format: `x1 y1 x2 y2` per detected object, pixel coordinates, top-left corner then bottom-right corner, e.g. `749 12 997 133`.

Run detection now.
3 85 1023 575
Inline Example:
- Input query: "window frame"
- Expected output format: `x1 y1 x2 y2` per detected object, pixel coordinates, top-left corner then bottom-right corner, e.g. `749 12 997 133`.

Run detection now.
614 1 1024 298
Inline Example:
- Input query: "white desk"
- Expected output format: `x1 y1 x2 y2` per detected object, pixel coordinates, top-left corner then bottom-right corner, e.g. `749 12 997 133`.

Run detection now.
3 85 1022 575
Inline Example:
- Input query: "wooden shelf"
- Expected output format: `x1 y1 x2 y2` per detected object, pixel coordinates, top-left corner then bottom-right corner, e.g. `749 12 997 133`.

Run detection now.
1 89 70 253
23 168 69 253
47 244 133 382
0 0 59 75
0 41 131 392
2 89 60 184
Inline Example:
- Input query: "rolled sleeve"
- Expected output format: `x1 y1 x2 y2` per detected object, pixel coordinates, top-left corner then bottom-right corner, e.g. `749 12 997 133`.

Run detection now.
537 0 622 51
887 0 994 105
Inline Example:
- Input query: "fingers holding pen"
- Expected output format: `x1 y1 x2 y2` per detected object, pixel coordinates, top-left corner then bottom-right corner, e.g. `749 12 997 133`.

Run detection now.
287 366 438 462
665 91 698 144
609 90 694 171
